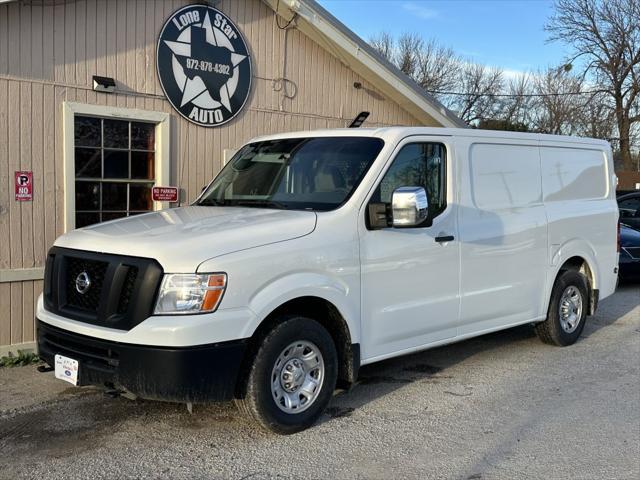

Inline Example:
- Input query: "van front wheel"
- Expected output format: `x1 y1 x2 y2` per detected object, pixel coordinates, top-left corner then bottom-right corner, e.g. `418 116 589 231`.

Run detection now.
536 270 589 346
235 316 338 434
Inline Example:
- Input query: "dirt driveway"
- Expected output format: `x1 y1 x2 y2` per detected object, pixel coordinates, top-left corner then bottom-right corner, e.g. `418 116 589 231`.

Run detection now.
1 285 639 480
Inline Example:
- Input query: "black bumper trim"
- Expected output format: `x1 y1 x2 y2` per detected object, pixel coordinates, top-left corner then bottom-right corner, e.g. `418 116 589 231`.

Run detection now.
37 319 246 403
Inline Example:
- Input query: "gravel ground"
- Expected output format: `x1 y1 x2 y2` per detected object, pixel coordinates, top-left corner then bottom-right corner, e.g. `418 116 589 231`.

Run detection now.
1 285 639 480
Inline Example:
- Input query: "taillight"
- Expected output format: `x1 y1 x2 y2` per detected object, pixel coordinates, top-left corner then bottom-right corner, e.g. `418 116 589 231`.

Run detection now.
617 222 621 253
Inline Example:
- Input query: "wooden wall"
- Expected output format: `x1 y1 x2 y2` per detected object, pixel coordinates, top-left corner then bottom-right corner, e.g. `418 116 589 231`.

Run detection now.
0 0 422 348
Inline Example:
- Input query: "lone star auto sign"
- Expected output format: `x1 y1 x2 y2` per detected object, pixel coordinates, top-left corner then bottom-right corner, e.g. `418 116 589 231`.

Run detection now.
157 5 252 127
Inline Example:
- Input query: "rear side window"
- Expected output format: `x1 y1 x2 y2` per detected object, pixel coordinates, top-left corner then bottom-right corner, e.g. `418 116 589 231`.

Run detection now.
540 147 608 201
470 143 542 210
371 142 447 219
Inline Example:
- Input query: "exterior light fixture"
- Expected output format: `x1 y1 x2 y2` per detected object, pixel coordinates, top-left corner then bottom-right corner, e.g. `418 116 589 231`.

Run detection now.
349 111 370 128
92 75 116 93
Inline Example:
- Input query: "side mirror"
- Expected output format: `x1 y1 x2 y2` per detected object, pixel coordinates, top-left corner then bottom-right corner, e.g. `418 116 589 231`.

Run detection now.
391 186 430 227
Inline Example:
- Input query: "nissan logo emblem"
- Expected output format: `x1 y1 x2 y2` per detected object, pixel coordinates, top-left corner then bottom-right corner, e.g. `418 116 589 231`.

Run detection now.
75 271 91 294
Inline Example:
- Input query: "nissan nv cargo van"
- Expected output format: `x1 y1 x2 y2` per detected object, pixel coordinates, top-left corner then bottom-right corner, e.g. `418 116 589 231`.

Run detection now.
36 127 619 433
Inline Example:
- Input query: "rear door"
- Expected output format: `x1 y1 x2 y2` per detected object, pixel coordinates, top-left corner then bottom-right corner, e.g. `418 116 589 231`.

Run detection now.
359 137 460 361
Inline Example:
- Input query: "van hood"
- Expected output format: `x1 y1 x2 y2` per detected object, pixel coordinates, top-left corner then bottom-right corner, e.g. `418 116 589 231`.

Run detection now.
54 206 317 272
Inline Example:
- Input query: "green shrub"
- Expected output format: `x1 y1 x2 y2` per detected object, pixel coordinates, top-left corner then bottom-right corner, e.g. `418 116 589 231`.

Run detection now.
0 350 40 368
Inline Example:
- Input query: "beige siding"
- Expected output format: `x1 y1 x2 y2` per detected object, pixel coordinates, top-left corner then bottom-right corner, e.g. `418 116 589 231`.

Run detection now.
0 0 423 347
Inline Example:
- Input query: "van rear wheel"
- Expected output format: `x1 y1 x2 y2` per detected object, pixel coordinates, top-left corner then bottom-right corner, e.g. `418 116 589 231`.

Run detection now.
235 316 338 434
536 270 589 346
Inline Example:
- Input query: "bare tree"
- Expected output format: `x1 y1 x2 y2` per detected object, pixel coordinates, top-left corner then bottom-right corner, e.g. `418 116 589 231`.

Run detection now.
500 73 535 128
532 67 584 135
369 32 395 62
451 63 504 124
414 39 461 94
369 34 461 107
547 0 640 170
576 90 617 139
396 33 424 77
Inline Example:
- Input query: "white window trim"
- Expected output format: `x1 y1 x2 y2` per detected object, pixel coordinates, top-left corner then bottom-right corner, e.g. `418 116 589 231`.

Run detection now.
62 102 171 232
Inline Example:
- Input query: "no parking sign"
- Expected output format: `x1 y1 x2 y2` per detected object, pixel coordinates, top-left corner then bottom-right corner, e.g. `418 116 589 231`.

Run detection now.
15 171 33 201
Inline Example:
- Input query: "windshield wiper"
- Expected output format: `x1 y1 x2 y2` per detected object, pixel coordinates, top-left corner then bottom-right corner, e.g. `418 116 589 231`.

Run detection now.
198 198 227 206
234 199 288 209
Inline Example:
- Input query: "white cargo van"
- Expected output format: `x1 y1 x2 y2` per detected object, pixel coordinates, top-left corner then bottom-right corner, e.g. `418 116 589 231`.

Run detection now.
37 127 618 433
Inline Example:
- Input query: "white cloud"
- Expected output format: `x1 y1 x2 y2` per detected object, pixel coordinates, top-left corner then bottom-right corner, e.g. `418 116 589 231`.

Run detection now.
502 68 529 81
401 2 439 20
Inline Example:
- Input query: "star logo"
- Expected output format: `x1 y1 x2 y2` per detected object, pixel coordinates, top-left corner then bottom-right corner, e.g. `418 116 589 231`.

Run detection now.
157 6 252 127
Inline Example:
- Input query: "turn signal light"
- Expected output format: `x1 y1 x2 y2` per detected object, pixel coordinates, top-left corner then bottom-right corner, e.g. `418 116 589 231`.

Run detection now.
202 274 227 311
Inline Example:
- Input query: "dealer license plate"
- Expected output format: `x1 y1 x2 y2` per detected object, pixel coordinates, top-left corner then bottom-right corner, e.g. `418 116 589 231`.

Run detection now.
54 354 79 386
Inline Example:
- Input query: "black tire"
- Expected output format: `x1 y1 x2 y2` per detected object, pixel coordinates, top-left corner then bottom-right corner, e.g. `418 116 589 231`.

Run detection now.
535 270 589 346
235 316 338 434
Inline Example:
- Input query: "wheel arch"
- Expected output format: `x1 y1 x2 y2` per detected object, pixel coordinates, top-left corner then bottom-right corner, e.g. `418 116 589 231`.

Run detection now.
554 255 599 315
236 296 359 396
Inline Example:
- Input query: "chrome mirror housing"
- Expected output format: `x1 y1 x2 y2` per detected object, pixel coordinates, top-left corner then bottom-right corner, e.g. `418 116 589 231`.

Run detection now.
391 186 429 227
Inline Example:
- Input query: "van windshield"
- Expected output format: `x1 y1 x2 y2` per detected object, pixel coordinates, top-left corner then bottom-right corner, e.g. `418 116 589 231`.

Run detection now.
197 137 385 211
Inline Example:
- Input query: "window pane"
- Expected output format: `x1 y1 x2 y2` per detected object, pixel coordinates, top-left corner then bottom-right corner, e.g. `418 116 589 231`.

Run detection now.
129 184 153 211
103 119 129 148
101 212 127 222
619 198 640 217
131 151 155 179
131 122 155 150
102 182 127 210
104 150 129 178
75 181 100 210
374 143 446 217
75 148 101 178
76 212 101 228
74 116 101 147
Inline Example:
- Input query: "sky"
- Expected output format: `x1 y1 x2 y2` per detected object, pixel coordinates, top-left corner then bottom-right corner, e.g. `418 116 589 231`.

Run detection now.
316 0 570 78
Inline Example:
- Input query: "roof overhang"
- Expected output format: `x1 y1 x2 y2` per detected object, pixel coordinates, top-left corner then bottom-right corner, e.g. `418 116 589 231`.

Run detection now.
262 0 467 128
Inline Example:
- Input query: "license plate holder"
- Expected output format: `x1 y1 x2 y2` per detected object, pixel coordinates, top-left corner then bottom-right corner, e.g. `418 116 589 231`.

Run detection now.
54 354 79 386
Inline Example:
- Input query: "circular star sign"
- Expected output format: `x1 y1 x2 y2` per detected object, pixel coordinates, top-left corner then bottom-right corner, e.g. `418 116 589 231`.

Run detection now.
157 5 252 127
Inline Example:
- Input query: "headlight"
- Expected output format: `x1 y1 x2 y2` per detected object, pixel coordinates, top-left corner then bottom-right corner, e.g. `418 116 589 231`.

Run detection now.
154 273 227 315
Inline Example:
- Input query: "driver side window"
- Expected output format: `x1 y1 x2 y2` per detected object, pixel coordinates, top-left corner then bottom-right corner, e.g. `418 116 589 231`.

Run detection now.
372 142 447 219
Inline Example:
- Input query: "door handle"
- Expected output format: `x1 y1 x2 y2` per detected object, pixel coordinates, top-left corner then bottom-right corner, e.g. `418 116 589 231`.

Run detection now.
435 235 455 243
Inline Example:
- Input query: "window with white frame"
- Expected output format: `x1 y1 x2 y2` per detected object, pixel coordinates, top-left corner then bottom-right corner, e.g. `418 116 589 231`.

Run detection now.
63 102 170 231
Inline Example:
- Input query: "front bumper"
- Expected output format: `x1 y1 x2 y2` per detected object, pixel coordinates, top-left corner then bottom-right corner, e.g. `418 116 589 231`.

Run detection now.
37 319 246 403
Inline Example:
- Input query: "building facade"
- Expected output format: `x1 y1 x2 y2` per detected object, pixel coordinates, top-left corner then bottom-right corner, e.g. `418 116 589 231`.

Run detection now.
0 0 463 353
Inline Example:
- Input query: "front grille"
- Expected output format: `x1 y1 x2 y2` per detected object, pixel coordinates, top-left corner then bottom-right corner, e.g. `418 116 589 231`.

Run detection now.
44 247 163 331
625 247 640 259
66 257 109 311
117 266 139 314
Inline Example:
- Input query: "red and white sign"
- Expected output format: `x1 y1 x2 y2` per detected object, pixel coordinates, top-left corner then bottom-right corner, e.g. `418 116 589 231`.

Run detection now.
152 186 179 202
15 171 33 201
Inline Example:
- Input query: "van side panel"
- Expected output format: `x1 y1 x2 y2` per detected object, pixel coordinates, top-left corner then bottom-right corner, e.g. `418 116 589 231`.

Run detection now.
540 145 618 301
458 141 549 334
